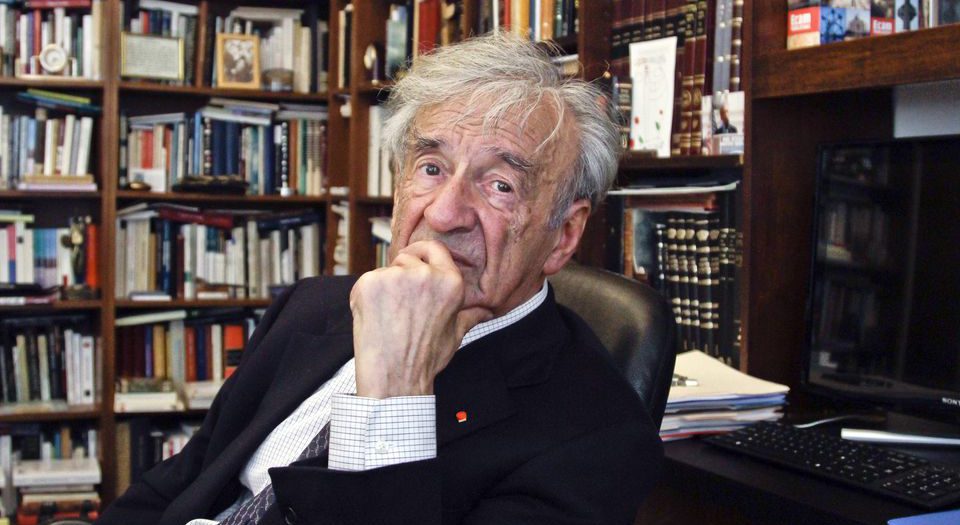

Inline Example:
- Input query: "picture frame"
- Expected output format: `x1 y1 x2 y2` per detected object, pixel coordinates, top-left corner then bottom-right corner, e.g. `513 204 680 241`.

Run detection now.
120 32 184 81
216 33 261 90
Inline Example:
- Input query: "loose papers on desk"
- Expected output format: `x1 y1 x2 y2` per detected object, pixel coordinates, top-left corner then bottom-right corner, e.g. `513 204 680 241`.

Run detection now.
662 350 789 441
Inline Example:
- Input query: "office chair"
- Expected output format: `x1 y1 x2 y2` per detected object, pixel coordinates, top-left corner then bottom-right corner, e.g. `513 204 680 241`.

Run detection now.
551 262 676 427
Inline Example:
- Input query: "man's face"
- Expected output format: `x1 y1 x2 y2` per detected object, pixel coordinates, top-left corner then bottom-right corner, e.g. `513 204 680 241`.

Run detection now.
388 99 586 316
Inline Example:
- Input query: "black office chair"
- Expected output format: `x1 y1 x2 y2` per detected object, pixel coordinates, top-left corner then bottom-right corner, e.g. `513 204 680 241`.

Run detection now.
551 261 676 427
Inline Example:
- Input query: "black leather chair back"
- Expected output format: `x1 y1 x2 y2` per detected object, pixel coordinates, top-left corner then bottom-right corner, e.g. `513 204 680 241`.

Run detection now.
551 262 676 427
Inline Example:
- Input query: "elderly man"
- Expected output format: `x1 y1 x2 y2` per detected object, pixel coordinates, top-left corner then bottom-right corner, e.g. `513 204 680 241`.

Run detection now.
99 31 662 525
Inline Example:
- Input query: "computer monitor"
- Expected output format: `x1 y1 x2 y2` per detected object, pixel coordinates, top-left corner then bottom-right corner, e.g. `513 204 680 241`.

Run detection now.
804 136 960 422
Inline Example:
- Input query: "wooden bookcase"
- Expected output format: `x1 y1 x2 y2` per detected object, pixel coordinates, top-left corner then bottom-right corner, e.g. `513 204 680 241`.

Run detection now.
5 0 958 511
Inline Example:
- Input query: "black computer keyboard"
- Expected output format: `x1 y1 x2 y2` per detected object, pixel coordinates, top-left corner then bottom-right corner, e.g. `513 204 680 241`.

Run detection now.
704 421 960 509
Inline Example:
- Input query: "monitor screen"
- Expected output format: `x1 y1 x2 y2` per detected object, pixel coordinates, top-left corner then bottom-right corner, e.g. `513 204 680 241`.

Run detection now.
805 137 960 418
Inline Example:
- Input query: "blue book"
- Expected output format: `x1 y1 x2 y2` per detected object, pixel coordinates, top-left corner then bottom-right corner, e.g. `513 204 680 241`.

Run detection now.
144 326 153 378
192 113 202 175
224 122 239 176
263 124 275 194
195 323 207 381
212 120 226 175
160 220 173 295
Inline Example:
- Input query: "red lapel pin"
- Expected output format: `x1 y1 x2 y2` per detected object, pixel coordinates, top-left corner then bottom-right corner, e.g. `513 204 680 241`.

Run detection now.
456 411 468 423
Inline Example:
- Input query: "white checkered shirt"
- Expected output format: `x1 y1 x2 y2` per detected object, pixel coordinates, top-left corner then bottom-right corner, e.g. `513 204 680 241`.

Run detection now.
187 280 549 524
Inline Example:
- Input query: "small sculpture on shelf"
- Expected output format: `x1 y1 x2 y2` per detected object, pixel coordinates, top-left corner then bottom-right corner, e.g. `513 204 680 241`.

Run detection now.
61 215 98 300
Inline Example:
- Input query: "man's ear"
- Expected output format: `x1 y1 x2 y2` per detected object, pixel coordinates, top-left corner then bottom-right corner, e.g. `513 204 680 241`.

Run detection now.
542 198 592 276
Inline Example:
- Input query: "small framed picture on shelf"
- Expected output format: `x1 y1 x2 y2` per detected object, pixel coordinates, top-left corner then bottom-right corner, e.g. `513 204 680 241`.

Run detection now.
120 32 184 81
216 33 261 90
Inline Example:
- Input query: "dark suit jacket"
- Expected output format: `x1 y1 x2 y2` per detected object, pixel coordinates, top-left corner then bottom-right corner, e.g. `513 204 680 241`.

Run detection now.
99 276 663 525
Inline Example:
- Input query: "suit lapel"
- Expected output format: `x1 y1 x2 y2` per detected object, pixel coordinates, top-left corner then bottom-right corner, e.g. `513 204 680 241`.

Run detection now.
436 288 569 448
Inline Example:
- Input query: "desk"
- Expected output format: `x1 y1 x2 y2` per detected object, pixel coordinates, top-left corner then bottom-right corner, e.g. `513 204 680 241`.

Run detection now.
636 437 960 525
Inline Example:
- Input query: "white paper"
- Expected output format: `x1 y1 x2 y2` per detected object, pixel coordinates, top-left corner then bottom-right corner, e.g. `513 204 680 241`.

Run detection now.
629 37 677 158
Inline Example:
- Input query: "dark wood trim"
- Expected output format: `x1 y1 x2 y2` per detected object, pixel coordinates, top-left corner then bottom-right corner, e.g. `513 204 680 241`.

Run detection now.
0 190 101 199
116 190 329 205
0 77 103 90
0 405 101 423
0 300 102 311
753 25 960 99
118 81 329 102
114 299 272 309
620 153 744 172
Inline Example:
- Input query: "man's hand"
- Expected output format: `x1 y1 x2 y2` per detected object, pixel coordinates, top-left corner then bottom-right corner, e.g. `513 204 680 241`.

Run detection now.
350 241 493 399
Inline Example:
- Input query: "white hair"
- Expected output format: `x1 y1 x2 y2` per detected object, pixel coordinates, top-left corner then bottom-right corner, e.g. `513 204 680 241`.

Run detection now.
382 31 621 228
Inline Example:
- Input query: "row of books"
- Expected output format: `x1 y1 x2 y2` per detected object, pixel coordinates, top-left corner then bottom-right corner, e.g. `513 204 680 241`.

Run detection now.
0 212 98 294
115 203 322 301
210 5 327 93
0 0 103 80
474 0 578 41
0 90 98 191
787 1 960 49
121 98 328 197
611 0 744 157
114 308 258 390
0 316 98 407
115 417 198 498
121 0 199 85
609 185 742 366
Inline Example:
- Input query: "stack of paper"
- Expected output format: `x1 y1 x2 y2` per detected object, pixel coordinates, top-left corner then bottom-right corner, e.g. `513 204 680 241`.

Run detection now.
661 350 789 441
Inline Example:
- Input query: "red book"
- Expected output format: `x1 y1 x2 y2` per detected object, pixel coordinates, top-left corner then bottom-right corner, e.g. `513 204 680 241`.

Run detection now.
175 232 185 299
503 0 511 31
33 11 41 65
142 129 154 168
84 222 98 289
417 0 440 56
156 208 234 230
223 324 244 379
132 326 145 377
185 326 197 382
205 325 214 380
24 0 92 8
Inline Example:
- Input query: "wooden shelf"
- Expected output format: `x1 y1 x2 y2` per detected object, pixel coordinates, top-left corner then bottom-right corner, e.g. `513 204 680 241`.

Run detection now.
115 298 272 309
118 81 328 102
115 408 208 418
753 25 960 98
0 299 102 312
0 403 100 423
0 190 101 200
0 76 103 90
620 153 744 172
116 190 328 206
356 82 393 96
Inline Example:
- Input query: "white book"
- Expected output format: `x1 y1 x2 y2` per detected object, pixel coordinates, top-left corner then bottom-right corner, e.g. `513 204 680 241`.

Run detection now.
62 13 72 56
370 216 392 244
169 320 185 385
14 223 30 284
246 219 260 298
114 390 181 412
91 0 102 79
0 6 6 58
40 21 50 48
0 434 13 516
81 14 93 78
195 224 206 283
13 457 101 487
299 222 320 278
139 0 199 16
211 324 223 382
38 334 50 401
259 237 270 295
229 6 303 21
14 335 27 402
199 107 271 126
367 105 382 197
61 114 75 175
380 135 393 197
75 116 93 176
80 335 94 404
18 14 27 66
53 7 64 47
43 119 56 176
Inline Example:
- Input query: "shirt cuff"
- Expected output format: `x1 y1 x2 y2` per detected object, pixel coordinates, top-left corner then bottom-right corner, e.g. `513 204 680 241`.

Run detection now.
328 393 437 471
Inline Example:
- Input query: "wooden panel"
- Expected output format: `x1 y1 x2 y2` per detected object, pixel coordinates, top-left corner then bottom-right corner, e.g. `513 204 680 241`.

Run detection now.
119 81 329 101
620 153 743 172
753 25 960 99
744 90 893 386
578 0 613 81
752 2 785 56
116 190 328 206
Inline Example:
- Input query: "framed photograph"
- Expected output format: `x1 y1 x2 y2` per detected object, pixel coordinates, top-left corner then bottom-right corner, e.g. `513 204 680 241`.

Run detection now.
120 32 184 81
216 33 261 89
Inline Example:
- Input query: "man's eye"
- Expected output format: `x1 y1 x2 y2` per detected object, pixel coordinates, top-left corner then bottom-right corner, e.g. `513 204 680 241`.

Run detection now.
493 181 513 193
423 164 441 176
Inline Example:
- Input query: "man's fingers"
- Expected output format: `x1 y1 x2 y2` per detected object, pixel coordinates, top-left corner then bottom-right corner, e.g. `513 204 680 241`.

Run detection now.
398 240 459 273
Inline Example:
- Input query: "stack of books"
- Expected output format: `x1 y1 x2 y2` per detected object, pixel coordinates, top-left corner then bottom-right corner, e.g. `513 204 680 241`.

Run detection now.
12 456 101 524
0 0 103 79
114 417 198 496
121 98 328 196
660 350 788 441
113 377 181 413
2 90 99 191
370 216 391 269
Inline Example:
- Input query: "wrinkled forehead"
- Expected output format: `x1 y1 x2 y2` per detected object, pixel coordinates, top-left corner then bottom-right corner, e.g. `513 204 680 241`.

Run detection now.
407 97 574 167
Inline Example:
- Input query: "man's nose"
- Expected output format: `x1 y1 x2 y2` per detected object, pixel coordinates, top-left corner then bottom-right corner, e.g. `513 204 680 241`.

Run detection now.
423 174 478 233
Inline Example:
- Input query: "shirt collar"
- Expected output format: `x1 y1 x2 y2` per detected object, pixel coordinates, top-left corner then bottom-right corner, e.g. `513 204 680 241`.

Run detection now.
459 280 549 349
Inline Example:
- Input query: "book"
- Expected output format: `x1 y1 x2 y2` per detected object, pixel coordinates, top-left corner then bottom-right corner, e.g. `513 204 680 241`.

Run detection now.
12 457 101 486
